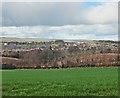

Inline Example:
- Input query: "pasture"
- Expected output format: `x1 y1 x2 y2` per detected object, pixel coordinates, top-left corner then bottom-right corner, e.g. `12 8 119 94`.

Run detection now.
2 67 118 96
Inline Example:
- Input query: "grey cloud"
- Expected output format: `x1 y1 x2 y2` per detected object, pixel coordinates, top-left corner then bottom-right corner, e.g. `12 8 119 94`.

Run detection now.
2 2 117 26
2 2 87 26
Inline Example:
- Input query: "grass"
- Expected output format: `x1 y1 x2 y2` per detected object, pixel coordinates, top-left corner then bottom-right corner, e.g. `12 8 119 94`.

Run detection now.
2 67 118 96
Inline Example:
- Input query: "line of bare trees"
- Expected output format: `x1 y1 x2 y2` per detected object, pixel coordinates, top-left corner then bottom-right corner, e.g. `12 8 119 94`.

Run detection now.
1 48 120 69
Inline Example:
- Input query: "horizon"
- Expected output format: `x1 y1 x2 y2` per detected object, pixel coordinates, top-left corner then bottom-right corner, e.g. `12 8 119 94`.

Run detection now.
1 37 118 41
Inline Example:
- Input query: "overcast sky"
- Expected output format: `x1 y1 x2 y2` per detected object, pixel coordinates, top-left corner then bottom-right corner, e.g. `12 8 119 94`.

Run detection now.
1 1 118 40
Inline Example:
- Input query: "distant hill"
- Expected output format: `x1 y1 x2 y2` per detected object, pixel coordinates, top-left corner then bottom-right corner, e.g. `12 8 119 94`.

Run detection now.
1 37 94 42
1 37 116 43
1 37 54 42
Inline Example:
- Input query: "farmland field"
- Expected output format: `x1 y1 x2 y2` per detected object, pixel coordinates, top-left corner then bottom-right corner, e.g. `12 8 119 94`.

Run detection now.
2 67 118 96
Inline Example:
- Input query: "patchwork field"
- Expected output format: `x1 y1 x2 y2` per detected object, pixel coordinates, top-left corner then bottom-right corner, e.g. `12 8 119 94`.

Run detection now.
2 67 118 96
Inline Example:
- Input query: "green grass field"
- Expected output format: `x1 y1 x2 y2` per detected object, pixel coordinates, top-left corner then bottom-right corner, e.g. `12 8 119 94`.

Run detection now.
2 67 118 96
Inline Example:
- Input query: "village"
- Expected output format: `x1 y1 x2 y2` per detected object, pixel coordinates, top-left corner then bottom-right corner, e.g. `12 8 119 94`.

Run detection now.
1 39 120 69
1 39 118 52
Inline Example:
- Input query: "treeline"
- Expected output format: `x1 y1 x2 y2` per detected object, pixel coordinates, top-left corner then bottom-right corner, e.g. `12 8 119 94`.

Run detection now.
1 49 65 69
2 51 20 58
1 48 120 69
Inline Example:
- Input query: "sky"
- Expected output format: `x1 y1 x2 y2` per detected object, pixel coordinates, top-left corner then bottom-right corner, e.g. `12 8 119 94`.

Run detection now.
1 1 118 40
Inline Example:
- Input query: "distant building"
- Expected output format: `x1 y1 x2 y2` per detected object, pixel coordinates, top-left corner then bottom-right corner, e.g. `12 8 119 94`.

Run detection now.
4 43 8 46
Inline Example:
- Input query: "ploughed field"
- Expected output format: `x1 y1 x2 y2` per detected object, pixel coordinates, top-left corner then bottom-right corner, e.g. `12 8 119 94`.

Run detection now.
2 67 118 96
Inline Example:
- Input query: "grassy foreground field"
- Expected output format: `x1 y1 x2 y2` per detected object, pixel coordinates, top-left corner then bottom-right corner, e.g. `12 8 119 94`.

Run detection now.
2 67 118 96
